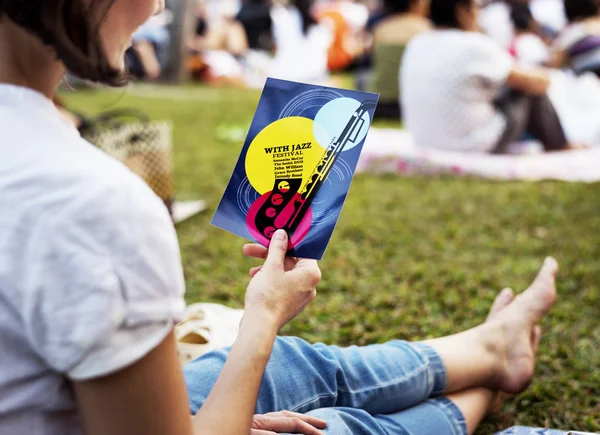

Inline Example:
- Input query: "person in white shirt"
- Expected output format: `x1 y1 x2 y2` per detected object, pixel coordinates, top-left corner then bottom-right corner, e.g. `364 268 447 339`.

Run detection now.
550 0 600 77
269 0 333 83
402 0 575 153
479 0 567 48
0 0 561 434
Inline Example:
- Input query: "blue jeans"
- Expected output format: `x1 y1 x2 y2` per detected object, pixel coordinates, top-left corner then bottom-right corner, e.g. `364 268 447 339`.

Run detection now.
184 337 467 435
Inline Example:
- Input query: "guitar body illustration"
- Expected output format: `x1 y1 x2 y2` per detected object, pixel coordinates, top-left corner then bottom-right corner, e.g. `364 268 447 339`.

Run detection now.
254 178 303 239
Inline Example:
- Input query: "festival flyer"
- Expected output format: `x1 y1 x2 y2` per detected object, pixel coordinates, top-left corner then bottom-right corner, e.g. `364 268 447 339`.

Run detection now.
212 78 379 260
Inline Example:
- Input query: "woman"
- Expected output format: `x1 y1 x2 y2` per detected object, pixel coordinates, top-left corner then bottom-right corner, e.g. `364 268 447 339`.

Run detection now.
0 1 559 434
551 0 600 77
368 0 431 120
401 0 575 154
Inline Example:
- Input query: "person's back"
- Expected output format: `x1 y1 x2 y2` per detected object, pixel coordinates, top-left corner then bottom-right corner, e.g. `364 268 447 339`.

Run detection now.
402 30 513 151
0 84 185 434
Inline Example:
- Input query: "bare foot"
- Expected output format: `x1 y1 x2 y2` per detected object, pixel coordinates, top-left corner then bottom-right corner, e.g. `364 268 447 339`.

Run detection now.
482 257 558 394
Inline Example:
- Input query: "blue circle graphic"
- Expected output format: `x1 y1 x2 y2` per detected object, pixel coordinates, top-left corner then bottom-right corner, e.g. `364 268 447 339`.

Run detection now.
313 98 371 151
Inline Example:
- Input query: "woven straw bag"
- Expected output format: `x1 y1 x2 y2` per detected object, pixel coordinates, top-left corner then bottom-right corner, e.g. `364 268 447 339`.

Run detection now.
79 109 175 215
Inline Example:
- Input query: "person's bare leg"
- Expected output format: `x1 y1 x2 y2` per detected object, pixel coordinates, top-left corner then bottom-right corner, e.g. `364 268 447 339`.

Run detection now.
445 388 495 435
424 257 557 394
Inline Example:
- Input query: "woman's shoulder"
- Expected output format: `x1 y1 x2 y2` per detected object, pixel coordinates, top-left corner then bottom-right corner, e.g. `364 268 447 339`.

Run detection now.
1 108 167 234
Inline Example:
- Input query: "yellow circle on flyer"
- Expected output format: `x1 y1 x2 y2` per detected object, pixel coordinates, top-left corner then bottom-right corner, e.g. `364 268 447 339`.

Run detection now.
245 117 326 195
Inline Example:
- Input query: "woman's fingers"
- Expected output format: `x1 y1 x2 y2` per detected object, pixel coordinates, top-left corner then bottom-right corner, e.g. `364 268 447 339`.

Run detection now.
244 244 299 273
249 430 277 435
277 411 327 429
255 416 324 434
249 266 263 278
288 259 321 288
243 243 269 259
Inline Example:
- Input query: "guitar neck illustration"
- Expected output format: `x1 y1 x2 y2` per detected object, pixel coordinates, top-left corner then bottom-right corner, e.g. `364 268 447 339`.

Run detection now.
255 100 377 240
285 100 378 234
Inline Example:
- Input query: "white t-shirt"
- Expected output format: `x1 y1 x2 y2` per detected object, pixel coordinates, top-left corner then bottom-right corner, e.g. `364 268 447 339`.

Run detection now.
270 5 333 83
401 31 514 152
0 84 186 435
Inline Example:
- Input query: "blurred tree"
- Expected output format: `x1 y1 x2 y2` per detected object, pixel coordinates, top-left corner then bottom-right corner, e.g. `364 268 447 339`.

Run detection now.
165 0 194 82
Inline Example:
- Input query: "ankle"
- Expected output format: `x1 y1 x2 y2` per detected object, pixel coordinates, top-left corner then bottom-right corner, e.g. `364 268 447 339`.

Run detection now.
476 324 506 389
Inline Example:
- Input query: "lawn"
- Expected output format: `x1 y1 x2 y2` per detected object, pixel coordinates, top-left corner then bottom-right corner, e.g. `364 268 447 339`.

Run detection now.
65 84 600 434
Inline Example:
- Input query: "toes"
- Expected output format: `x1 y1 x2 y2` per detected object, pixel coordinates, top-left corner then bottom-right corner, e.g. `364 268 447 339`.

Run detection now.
532 326 542 353
487 288 515 320
523 257 559 319
531 257 559 290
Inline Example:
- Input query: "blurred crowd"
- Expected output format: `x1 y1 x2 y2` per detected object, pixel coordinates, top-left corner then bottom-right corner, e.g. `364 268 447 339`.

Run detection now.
127 0 600 153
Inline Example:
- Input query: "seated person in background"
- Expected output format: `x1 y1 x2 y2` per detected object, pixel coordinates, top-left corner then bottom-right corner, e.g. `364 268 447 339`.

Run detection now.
269 0 333 83
401 0 578 154
368 0 430 120
126 10 172 80
479 0 567 49
192 0 248 56
236 0 274 52
509 3 550 66
551 0 600 77
189 0 249 85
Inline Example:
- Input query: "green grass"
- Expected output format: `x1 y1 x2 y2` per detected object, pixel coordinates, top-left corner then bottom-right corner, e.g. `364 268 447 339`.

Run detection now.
65 84 600 434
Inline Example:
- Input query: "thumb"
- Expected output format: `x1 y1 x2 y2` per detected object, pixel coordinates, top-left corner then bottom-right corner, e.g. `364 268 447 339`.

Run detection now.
264 230 289 270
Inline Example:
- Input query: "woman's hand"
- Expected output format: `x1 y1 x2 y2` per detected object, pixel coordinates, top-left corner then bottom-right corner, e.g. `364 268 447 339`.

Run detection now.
250 411 327 435
243 230 321 331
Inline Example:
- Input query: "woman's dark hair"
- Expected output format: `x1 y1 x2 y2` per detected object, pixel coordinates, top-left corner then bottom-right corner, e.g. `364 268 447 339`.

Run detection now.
429 0 472 28
564 0 600 22
511 3 534 31
294 0 317 35
383 0 412 14
0 0 127 86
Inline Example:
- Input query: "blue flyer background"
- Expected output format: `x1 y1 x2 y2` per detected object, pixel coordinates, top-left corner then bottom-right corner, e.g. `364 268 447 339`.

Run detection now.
211 78 379 260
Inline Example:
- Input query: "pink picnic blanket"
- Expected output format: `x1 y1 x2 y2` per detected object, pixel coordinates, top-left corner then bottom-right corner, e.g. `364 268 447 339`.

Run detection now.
358 129 600 183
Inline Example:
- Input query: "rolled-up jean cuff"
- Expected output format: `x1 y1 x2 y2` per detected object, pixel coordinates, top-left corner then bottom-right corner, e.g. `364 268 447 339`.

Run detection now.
428 397 468 435
411 342 446 396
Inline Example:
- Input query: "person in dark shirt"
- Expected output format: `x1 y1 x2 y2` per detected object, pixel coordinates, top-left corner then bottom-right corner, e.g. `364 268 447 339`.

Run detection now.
236 0 274 51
